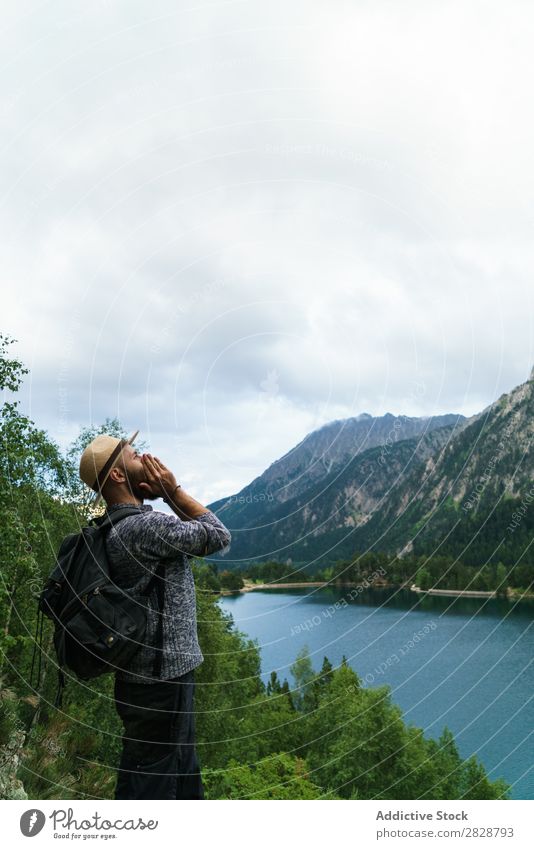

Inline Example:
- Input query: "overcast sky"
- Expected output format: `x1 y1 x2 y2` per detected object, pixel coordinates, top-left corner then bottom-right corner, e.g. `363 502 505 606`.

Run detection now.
2 0 533 503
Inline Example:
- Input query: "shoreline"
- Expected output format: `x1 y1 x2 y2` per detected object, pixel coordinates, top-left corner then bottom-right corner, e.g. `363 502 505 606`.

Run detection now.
218 580 391 596
410 584 497 598
218 580 534 601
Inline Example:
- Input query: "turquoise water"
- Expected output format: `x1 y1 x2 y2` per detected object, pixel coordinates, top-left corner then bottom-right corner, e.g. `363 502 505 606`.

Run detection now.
218 586 534 799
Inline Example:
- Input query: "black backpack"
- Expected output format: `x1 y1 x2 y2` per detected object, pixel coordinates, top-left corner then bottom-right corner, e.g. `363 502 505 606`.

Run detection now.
31 506 166 709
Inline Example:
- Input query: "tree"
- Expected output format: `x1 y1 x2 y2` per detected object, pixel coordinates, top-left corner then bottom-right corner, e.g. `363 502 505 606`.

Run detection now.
266 671 282 695
219 570 244 591
312 655 334 704
460 755 508 800
0 336 75 679
202 752 336 800
495 562 509 598
191 561 221 592
289 645 317 713
302 667 509 800
0 336 86 796
416 567 432 590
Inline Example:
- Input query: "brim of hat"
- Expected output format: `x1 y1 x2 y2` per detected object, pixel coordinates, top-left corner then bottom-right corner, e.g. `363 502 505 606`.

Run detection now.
92 429 139 507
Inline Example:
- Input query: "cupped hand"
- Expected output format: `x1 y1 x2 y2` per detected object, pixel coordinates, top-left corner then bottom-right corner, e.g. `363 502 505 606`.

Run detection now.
138 454 179 501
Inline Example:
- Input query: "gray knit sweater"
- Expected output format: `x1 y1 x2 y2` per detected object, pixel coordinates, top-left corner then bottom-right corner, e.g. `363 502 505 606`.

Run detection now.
105 502 231 683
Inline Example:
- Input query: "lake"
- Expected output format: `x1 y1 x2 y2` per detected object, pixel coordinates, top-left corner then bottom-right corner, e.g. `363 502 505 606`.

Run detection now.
218 586 534 799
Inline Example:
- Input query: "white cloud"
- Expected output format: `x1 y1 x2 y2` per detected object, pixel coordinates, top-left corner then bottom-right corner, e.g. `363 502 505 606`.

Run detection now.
1 0 533 501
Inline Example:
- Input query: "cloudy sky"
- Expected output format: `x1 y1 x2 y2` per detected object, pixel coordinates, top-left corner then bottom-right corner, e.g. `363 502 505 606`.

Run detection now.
2 0 533 504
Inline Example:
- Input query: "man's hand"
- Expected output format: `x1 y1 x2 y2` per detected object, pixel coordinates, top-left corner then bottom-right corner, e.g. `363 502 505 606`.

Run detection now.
140 456 212 519
138 454 179 502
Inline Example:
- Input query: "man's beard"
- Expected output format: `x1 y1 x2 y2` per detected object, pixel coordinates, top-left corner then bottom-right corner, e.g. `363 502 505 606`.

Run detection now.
125 469 159 501
131 483 158 501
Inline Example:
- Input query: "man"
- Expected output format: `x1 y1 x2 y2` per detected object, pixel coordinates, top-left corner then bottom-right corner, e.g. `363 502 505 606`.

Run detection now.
78 430 231 800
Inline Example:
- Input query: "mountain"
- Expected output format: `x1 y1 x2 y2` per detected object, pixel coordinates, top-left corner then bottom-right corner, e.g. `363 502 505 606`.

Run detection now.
207 411 467 566
214 411 463 505
361 370 534 567
209 369 534 570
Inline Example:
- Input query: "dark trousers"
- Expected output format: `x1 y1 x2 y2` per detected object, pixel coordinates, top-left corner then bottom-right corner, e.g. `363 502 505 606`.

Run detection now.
113 667 204 800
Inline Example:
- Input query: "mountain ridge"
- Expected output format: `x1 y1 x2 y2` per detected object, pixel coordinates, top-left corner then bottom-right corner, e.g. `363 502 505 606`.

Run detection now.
208 371 534 568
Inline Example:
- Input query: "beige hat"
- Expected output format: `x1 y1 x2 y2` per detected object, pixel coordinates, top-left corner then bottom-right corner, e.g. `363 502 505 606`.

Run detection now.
79 430 139 506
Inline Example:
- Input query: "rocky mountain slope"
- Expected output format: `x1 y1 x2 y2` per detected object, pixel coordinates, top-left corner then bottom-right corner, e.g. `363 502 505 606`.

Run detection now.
364 369 534 565
209 370 534 569
208 412 466 565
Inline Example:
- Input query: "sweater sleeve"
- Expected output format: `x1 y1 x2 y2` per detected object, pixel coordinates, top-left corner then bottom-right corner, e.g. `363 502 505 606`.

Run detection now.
124 509 231 560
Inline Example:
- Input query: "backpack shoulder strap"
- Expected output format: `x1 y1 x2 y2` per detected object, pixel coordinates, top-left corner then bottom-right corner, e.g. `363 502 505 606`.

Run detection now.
92 506 144 533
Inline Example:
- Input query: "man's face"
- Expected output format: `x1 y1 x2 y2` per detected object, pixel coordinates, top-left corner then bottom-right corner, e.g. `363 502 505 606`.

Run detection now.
118 444 157 500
